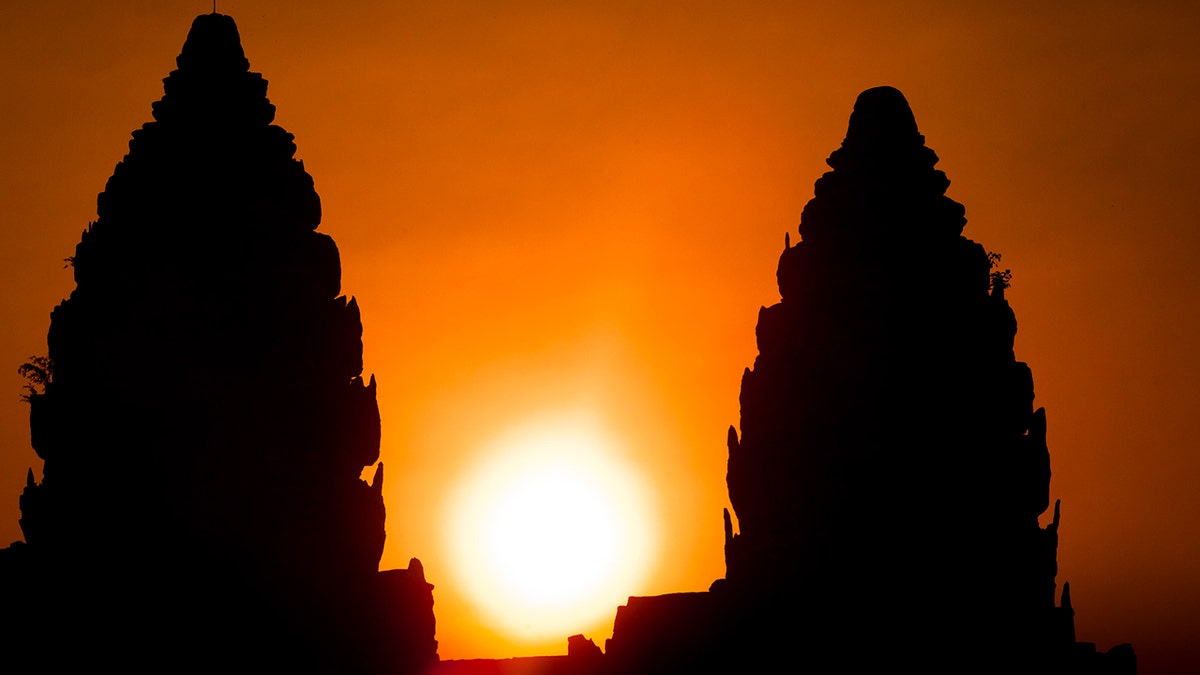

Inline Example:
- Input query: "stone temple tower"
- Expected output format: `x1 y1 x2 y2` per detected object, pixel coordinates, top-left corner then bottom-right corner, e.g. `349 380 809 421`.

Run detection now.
0 14 434 674
722 86 1129 672
607 87 1133 675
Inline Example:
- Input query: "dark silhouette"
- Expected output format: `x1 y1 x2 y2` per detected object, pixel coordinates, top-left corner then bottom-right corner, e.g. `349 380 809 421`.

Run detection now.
0 14 433 674
0 13 1134 674
602 87 1135 674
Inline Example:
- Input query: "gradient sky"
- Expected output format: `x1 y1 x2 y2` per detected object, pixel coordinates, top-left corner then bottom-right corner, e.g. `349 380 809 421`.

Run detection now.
1 2 1197 673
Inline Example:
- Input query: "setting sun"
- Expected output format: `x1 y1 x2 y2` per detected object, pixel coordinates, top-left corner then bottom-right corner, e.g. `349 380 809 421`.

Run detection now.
444 412 657 642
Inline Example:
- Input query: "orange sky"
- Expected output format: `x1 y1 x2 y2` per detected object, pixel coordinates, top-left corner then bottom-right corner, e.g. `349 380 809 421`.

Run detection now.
1 2 1198 673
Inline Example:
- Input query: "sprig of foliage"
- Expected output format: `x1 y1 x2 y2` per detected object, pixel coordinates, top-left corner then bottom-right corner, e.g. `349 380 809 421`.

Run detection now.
18 355 54 403
988 251 1012 292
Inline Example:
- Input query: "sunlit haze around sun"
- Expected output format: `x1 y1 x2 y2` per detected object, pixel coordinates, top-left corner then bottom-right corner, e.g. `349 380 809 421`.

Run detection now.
445 412 657 642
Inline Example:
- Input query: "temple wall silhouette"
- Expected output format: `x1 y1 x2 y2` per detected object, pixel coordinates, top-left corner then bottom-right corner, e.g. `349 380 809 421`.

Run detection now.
0 14 434 674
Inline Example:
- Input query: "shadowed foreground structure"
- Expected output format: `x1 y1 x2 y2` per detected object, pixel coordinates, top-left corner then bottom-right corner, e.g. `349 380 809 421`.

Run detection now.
0 12 1135 675
600 88 1135 674
0 14 434 674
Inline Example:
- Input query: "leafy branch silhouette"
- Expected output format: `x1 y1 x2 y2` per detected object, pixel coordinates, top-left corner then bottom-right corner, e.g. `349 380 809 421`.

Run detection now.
988 251 1012 293
18 355 53 403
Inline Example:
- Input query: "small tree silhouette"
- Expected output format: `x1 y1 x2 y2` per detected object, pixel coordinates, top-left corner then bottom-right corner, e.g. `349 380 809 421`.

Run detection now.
988 251 1012 293
18 355 53 403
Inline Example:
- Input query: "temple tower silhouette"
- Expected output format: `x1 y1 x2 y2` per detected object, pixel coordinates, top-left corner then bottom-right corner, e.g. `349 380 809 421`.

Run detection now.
0 14 434 674
724 84 1065 670
605 87 1133 674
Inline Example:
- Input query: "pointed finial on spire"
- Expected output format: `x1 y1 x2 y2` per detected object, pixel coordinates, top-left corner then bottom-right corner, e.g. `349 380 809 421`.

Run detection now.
784 231 791 250
178 13 249 73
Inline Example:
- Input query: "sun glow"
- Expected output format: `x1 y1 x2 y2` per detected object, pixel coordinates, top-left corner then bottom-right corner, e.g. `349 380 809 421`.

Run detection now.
445 412 657 643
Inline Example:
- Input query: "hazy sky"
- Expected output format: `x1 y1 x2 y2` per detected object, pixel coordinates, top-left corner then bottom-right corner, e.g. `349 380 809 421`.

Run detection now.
1 2 1197 672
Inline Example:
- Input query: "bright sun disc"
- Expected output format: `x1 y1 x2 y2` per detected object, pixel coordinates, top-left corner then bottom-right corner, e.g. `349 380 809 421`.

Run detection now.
445 412 657 642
